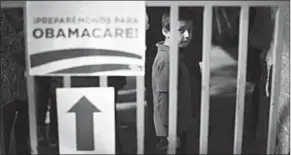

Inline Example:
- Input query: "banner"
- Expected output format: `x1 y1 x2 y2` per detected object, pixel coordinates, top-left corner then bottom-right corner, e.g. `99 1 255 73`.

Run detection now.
26 1 146 76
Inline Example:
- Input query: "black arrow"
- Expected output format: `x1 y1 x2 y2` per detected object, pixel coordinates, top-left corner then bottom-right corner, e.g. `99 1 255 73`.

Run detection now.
68 96 101 151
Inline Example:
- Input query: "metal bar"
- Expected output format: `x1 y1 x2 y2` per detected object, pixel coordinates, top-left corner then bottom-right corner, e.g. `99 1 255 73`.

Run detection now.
233 5 249 154
63 76 71 88
146 1 288 7
24 2 38 153
199 4 213 154
2 1 287 8
100 76 108 87
267 5 285 154
136 76 145 154
167 4 179 154
26 76 38 154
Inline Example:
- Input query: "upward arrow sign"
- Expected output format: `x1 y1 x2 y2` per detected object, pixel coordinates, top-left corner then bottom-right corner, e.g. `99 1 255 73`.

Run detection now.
68 96 101 151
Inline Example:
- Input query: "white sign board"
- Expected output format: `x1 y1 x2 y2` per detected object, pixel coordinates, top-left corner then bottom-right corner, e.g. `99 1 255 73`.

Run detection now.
56 87 115 154
25 1 146 76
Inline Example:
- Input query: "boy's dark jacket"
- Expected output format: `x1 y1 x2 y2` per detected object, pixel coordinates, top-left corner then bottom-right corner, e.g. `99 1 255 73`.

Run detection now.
154 42 194 134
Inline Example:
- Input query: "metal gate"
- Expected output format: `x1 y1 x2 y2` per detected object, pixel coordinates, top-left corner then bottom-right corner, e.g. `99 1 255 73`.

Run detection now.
1 1 288 154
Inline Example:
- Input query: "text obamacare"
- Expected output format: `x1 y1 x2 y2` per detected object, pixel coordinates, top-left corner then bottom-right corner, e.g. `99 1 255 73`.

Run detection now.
31 16 139 39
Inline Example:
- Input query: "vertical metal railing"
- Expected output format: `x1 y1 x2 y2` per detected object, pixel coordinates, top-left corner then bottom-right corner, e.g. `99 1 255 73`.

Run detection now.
63 76 71 88
233 5 249 154
23 2 38 153
199 4 213 154
167 4 180 154
267 4 285 154
0 1 288 155
100 76 108 87
146 1 287 154
25 76 38 154
136 76 145 154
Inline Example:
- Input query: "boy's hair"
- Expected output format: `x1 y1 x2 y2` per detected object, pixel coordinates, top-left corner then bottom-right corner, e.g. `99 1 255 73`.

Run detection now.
161 7 194 30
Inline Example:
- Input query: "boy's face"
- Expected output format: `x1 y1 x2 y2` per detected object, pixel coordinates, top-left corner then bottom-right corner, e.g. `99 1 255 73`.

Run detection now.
163 20 193 48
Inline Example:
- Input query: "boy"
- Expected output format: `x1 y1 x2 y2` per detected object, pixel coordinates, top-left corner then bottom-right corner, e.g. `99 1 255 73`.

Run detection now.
152 8 195 153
